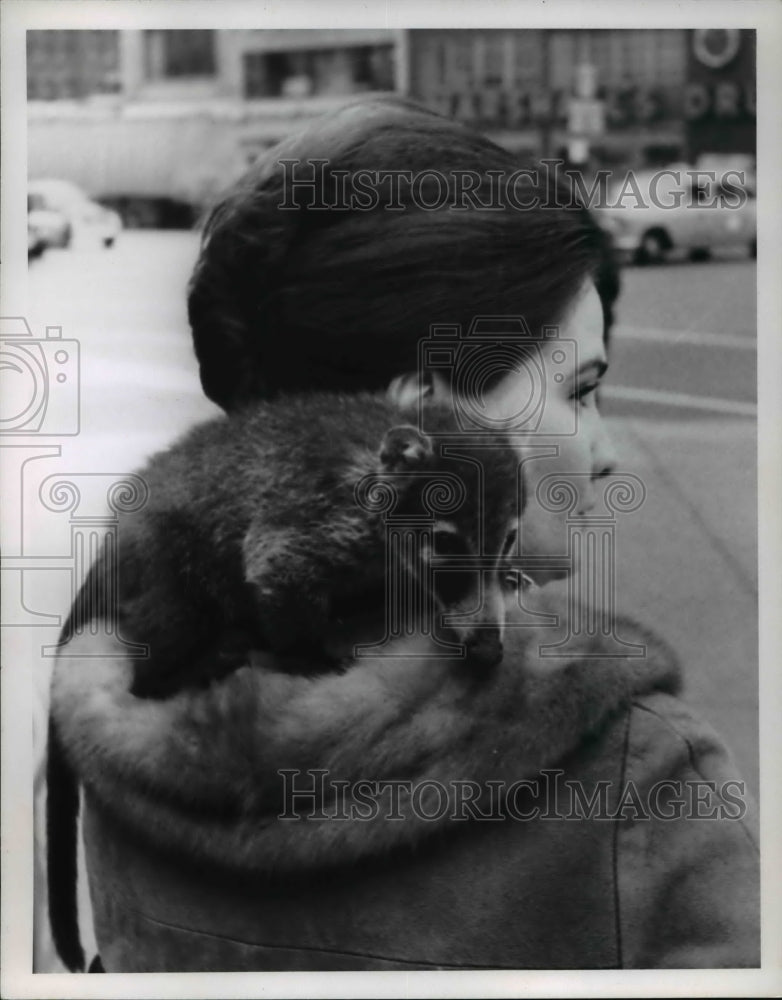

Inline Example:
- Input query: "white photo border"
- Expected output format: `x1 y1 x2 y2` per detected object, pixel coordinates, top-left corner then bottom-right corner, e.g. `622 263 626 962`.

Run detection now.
2 1 780 997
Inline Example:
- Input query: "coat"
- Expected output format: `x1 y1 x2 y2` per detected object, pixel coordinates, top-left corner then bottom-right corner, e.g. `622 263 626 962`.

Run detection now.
50 596 760 971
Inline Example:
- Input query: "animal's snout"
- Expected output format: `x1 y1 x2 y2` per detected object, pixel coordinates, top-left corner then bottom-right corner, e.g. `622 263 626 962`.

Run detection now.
466 628 503 668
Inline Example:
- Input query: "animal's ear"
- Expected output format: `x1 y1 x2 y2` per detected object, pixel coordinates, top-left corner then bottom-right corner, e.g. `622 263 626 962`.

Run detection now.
386 371 433 408
379 425 433 470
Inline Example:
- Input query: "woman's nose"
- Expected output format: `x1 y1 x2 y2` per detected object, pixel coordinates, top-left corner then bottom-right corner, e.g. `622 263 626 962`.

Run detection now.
592 423 618 480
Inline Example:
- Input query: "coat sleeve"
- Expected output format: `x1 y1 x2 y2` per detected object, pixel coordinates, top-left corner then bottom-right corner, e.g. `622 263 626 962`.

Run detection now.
616 693 760 968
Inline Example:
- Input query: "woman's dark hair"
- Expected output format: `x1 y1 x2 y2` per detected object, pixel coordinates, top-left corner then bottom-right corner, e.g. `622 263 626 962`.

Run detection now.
188 94 620 412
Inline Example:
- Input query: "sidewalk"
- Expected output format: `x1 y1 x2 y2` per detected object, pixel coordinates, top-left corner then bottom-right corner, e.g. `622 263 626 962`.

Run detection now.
605 415 758 797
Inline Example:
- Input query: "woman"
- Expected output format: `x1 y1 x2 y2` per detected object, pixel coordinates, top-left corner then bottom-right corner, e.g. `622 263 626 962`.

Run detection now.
48 96 759 972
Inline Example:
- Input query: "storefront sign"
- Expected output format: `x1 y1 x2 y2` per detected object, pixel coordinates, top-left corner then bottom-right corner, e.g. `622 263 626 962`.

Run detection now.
432 85 666 130
684 80 755 119
692 29 741 69
430 88 569 127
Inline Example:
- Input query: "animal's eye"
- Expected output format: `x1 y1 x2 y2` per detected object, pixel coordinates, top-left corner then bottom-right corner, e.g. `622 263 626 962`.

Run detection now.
433 531 467 558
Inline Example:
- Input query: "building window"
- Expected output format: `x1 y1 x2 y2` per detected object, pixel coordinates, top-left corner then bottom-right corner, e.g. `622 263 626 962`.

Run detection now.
27 30 120 100
144 30 216 79
243 50 314 98
351 46 395 90
243 45 394 99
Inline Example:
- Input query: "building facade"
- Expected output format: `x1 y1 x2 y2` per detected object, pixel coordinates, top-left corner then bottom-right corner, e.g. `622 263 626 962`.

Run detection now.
404 28 756 167
28 29 395 105
27 30 122 100
27 28 755 216
684 29 755 161
27 29 398 215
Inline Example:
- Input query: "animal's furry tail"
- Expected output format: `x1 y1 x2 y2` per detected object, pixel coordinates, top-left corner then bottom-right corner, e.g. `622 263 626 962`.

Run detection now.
45 549 112 972
46 714 84 972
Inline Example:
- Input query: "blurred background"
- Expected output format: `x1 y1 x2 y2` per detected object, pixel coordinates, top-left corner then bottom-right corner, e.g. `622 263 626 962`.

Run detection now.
21 27 758 970
27 27 756 225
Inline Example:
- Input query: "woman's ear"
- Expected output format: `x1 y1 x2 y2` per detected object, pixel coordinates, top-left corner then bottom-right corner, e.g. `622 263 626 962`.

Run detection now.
386 372 436 408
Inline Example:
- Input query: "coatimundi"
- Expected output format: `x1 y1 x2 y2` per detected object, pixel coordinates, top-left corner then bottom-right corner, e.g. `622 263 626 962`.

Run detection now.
62 391 524 697
47 391 526 970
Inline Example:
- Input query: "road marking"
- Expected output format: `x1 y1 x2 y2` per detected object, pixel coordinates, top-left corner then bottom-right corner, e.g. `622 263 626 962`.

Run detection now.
602 385 756 416
616 326 755 351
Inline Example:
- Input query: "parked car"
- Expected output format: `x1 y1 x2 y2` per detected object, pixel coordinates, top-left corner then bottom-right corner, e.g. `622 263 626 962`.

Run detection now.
27 192 71 250
27 217 47 260
27 179 122 249
596 166 756 264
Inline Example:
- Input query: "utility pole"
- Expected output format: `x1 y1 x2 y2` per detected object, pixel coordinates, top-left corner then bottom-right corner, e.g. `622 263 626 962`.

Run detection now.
394 28 411 97
540 29 552 159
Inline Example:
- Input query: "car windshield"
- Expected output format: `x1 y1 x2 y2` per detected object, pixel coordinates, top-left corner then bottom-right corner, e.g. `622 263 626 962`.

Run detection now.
607 166 754 206
607 170 679 205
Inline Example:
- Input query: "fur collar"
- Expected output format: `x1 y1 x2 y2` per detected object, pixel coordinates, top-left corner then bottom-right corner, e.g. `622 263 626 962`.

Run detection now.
51 593 680 874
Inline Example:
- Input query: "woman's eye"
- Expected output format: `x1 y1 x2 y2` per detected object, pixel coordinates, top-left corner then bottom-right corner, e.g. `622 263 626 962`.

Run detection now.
572 382 599 407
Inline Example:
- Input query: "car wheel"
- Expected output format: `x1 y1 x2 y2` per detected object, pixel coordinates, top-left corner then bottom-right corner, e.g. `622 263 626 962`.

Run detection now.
103 237 115 249
689 247 711 262
749 239 757 259
60 224 73 250
634 229 669 265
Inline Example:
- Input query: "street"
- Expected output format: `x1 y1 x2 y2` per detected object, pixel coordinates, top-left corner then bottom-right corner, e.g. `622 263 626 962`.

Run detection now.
25 231 758 436
604 256 757 420
26 232 758 430
25 232 758 795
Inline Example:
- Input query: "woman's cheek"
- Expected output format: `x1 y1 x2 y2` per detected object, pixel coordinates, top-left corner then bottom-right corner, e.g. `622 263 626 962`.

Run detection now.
521 464 567 552
520 437 594 557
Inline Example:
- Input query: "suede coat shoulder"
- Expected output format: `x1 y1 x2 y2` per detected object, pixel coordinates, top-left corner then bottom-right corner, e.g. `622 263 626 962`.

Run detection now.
49 597 760 972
